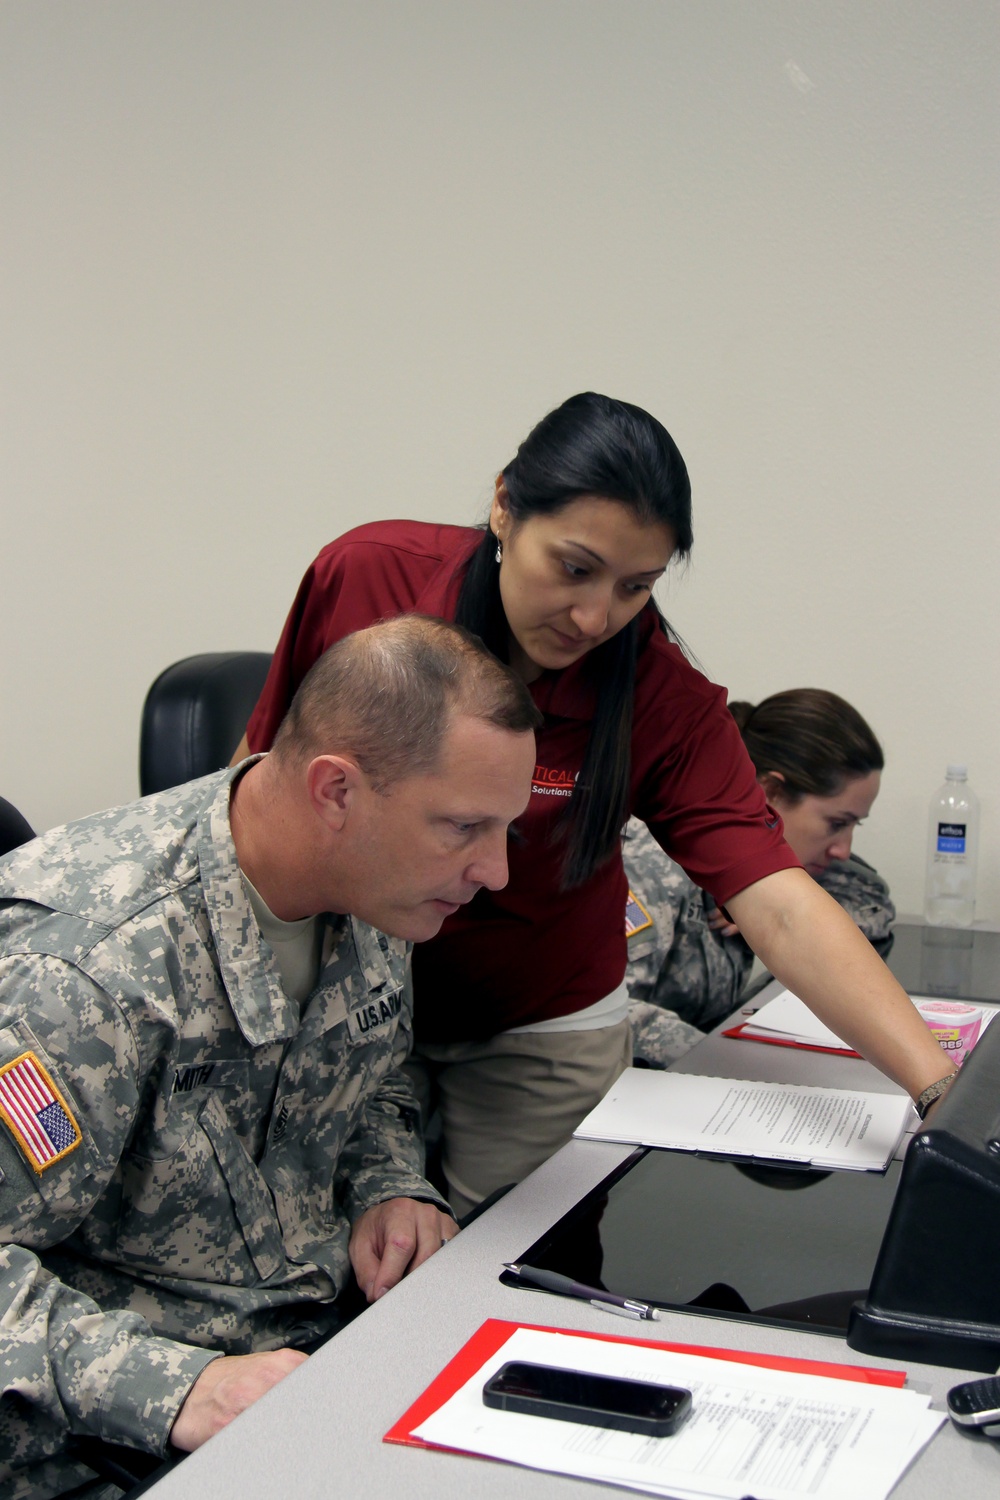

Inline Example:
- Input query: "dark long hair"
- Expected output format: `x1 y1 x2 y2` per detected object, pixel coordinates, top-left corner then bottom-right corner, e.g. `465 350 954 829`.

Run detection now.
455 392 692 887
729 690 884 802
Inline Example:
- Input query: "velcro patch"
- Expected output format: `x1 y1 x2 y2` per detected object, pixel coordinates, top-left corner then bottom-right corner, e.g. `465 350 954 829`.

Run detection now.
350 987 403 1039
625 891 653 939
172 1062 218 1094
0 1050 82 1173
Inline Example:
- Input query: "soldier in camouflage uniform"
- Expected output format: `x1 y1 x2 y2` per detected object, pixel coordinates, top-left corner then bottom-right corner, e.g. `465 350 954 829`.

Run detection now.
624 690 895 1068
0 616 537 1499
624 823 895 1065
624 819 753 1062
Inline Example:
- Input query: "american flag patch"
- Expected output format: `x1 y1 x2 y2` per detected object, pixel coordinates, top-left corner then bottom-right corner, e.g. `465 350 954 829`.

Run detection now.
0 1051 82 1173
625 890 653 939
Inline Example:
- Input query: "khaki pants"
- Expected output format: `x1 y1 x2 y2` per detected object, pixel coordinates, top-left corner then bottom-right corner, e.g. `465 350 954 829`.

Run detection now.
406 1020 632 1220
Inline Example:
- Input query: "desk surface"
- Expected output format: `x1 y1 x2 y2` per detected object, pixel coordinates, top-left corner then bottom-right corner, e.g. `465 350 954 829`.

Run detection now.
147 928 1000 1500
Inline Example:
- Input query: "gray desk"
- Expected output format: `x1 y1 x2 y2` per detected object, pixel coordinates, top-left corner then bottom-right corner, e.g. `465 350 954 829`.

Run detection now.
146 925 1000 1499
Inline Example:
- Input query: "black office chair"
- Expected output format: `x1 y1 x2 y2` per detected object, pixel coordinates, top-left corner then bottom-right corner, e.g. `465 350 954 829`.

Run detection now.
139 652 272 796
0 796 35 858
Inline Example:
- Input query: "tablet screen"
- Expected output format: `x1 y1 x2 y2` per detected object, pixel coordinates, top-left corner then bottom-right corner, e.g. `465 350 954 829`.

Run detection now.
503 1148 902 1335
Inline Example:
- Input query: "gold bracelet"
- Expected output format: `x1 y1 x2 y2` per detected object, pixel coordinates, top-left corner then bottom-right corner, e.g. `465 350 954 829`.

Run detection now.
915 1071 958 1121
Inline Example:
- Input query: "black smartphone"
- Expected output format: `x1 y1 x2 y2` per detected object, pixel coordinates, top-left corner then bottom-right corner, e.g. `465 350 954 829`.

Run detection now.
482 1360 692 1438
947 1376 1000 1434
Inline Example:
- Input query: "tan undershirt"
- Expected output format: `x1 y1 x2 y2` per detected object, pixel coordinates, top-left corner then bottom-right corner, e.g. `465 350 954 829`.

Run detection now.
241 873 324 1008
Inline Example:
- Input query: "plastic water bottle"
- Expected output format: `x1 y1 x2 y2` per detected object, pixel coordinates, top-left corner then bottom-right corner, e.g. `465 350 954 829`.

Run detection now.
924 765 979 927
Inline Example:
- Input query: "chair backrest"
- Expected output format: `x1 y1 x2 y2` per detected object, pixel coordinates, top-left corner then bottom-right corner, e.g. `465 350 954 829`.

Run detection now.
139 652 273 797
0 796 35 858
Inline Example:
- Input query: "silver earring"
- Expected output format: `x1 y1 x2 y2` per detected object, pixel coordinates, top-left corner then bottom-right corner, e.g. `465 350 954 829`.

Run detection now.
495 536 503 564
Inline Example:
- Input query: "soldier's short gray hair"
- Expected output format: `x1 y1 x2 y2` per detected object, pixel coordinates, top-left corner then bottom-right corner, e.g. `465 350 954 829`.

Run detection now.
271 614 540 790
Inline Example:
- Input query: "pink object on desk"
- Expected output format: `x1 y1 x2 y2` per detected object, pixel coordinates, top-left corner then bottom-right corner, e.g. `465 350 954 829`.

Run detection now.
915 1000 982 1066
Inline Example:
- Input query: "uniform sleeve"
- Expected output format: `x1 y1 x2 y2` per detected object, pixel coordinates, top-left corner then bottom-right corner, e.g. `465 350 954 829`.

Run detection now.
0 1243 219 1465
815 856 896 953
623 820 679 1006
645 889 753 1032
624 820 753 1037
628 1001 704 1068
0 958 220 1459
334 973 451 1222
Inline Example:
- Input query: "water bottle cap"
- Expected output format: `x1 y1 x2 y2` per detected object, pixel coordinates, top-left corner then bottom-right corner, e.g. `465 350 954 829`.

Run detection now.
946 763 968 780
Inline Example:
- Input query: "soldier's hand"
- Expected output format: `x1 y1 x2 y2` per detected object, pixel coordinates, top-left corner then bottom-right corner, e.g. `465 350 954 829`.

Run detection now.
350 1196 459 1302
170 1349 308 1451
707 904 741 938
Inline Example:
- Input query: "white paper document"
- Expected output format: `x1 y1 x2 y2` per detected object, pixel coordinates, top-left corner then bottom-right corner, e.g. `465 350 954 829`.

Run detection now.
738 989 859 1050
414 1326 943 1500
573 1069 911 1170
740 988 997 1052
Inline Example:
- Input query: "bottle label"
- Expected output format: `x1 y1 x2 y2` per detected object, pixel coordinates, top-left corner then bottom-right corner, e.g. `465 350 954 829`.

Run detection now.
937 821 967 854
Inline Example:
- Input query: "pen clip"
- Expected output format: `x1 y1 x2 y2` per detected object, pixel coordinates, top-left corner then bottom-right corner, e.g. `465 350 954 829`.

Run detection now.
591 1298 644 1320
622 1298 660 1320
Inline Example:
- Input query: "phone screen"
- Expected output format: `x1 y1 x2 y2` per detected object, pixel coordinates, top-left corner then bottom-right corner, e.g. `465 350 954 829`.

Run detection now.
483 1360 692 1436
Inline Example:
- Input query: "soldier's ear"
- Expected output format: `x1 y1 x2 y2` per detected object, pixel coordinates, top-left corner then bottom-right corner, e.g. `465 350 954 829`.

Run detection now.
305 755 363 831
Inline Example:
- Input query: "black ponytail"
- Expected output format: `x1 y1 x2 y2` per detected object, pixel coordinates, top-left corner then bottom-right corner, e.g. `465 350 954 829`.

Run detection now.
456 392 692 887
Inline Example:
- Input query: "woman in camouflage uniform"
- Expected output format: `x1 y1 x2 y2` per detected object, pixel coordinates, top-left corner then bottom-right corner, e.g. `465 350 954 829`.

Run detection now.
625 689 892 1065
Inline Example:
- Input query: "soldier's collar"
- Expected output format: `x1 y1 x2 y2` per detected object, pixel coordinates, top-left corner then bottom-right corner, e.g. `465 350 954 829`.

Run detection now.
198 767 299 1046
349 916 408 997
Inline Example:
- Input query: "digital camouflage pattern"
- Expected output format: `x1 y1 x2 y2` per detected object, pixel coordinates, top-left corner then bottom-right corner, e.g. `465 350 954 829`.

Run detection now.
623 819 895 1066
0 769 445 1499
814 855 895 954
623 820 751 1065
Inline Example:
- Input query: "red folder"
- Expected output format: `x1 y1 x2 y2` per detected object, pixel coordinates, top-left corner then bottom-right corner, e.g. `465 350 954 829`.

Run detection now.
384 1317 905 1450
722 1021 862 1058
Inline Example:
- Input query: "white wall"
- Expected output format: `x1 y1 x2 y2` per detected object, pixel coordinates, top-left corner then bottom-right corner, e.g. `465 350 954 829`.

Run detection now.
3 0 998 920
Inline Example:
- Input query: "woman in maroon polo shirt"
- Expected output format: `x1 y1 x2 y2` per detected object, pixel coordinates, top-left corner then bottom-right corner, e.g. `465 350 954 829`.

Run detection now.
234 392 953 1217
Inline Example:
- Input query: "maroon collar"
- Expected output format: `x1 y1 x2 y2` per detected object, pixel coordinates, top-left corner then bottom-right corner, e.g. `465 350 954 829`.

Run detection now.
410 529 481 618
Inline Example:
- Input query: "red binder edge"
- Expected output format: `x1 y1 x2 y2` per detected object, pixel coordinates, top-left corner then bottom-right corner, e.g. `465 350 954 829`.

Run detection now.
383 1317 906 1450
722 1021 862 1058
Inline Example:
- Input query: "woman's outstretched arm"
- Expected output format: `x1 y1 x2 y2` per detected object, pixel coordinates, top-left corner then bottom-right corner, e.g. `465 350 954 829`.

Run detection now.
727 867 952 1104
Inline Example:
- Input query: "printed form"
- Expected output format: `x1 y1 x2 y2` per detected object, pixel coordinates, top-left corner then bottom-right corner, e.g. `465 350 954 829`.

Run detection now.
573 1070 912 1170
414 1326 942 1500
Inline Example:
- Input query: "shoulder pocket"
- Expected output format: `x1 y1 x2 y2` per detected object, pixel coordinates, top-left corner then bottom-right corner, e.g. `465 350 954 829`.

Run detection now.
0 1020 98 1208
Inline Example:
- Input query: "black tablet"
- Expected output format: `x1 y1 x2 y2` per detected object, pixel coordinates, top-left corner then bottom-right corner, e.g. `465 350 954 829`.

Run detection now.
502 1147 902 1336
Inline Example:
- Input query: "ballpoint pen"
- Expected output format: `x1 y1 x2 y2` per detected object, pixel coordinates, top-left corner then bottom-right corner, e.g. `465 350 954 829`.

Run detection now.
503 1261 661 1321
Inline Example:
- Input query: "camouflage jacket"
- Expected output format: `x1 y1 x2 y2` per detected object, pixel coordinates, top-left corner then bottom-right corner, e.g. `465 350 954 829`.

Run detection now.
623 820 895 1065
0 770 444 1498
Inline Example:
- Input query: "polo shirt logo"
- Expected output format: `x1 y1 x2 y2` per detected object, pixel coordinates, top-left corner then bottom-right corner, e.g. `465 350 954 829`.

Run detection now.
351 988 403 1037
532 765 576 799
